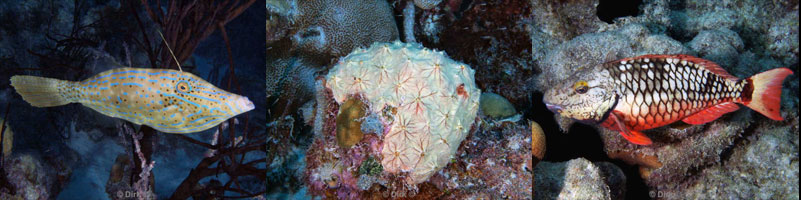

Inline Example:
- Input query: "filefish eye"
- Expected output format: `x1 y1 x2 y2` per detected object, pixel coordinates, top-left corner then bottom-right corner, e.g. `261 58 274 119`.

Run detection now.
176 81 191 93
573 80 589 94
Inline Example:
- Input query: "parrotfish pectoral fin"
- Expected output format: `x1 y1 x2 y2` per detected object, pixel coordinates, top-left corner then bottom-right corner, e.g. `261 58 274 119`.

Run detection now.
682 102 740 125
620 130 652 145
610 112 652 145
10 75 75 107
741 68 793 121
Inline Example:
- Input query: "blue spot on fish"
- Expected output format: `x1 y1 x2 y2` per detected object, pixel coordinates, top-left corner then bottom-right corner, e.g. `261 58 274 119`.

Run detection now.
122 83 143 87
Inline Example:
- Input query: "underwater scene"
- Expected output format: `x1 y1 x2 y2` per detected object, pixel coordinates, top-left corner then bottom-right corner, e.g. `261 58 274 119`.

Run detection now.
266 0 798 199
0 0 266 199
0 0 797 199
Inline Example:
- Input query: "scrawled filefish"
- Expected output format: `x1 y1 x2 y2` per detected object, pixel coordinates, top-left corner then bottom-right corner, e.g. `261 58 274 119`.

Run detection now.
543 54 793 145
10 67 254 133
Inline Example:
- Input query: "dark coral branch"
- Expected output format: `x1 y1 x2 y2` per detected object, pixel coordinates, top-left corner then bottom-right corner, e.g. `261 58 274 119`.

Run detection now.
169 141 265 199
138 0 256 69
128 0 158 69
173 134 217 149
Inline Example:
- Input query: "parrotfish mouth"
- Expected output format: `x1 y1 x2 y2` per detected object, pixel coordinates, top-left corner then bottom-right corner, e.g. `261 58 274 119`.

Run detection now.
545 103 561 113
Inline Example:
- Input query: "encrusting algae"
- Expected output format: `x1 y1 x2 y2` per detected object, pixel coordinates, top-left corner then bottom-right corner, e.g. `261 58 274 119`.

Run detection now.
10 68 254 134
336 97 366 148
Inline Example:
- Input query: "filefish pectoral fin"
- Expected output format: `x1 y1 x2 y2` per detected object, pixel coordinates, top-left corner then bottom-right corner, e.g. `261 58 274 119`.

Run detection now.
610 112 652 145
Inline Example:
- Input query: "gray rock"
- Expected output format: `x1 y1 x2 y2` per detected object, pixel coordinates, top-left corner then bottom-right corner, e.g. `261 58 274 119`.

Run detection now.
535 158 626 200
686 28 744 67
681 116 799 199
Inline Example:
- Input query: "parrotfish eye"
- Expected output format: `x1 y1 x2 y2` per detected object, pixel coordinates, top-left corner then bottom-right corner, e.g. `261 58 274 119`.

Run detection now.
573 80 589 94
176 80 192 93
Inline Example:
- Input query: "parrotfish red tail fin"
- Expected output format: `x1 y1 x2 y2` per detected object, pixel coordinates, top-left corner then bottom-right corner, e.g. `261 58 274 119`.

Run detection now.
610 111 652 145
10 75 75 107
740 68 793 121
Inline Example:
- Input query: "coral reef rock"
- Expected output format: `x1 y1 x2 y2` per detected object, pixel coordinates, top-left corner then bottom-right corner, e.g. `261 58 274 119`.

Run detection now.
529 0 606 43
422 0 535 106
289 0 399 59
0 154 58 199
686 28 744 67
479 92 517 119
534 158 626 200
636 113 799 199
427 120 534 199
681 117 799 199
413 0 442 9
536 23 691 89
674 0 799 65
326 41 481 184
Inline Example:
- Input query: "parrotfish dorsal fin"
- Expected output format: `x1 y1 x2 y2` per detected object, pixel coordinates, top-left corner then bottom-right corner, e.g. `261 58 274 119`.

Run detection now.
618 54 739 81
671 54 739 82
682 102 740 125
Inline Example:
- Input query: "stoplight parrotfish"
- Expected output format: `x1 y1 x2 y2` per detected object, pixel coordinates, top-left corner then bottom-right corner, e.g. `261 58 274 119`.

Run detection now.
544 54 793 145
10 68 254 134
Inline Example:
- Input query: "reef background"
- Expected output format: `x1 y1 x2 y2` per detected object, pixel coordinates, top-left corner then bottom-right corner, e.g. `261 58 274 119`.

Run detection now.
267 0 797 199
0 0 267 199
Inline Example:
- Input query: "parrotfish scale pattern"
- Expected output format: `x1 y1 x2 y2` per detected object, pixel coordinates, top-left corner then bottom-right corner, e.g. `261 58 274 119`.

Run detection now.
606 56 741 130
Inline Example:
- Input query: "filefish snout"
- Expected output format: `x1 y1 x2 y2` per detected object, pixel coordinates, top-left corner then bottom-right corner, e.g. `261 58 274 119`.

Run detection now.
231 96 255 114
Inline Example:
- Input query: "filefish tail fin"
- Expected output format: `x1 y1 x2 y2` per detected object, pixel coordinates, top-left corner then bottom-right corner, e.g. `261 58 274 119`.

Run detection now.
741 68 793 121
10 75 75 107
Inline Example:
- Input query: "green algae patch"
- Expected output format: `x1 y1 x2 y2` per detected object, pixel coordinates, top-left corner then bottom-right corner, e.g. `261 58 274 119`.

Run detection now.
336 97 367 148
358 156 383 176
479 92 516 119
